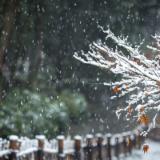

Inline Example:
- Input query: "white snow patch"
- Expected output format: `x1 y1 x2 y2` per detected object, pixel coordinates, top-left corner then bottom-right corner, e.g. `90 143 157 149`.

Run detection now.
0 150 11 157
9 135 18 140
57 135 65 140
74 135 82 140
86 134 93 139
35 135 45 140
17 148 38 157
125 139 160 160
96 133 103 137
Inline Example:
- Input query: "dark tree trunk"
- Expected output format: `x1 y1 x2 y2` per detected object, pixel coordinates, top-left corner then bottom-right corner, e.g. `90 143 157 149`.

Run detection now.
28 0 46 91
0 0 18 106
10 2 33 87
54 1 68 93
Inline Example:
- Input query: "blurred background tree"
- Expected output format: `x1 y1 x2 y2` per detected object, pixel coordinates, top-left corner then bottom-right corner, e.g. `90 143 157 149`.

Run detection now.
0 0 160 138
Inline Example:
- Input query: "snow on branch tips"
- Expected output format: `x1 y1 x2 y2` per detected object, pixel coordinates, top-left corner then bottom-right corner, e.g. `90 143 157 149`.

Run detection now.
73 25 160 152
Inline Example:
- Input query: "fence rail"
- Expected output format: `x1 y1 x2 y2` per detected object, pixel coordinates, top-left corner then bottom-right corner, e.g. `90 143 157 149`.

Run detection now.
0 123 157 160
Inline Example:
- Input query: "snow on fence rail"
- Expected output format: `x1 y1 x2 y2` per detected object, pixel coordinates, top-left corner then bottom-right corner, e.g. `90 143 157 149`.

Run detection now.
0 124 156 160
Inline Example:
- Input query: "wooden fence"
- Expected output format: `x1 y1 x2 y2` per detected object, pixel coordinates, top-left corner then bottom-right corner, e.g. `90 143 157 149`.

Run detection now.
0 124 152 160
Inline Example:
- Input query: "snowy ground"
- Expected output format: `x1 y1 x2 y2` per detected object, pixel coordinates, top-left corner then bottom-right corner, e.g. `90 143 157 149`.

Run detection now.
120 139 160 160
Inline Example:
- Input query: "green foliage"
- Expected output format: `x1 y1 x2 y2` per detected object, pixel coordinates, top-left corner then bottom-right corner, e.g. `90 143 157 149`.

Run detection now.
57 90 87 123
0 88 87 138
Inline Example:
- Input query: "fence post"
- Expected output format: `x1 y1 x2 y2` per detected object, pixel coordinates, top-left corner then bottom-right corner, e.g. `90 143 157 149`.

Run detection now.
106 134 112 160
133 132 137 148
9 135 19 160
130 133 134 154
127 132 132 154
74 135 82 160
57 135 65 160
138 129 143 149
96 133 103 160
122 132 127 156
115 135 119 159
86 134 93 160
133 130 140 149
36 135 45 160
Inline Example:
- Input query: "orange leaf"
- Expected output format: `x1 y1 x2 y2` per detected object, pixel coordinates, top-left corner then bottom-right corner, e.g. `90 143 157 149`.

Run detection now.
126 139 130 146
125 83 129 89
155 118 157 125
144 88 148 91
128 107 131 115
142 144 149 153
157 82 160 86
139 107 144 112
138 113 149 126
113 85 118 93
133 57 139 62
142 102 145 105
137 119 141 125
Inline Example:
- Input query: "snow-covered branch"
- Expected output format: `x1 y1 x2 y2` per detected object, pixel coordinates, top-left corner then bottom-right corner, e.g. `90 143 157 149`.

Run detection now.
74 26 160 143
